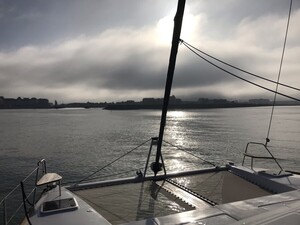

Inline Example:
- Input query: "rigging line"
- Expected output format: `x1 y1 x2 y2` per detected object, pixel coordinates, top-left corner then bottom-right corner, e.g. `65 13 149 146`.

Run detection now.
162 140 216 167
74 138 152 185
180 39 300 92
181 41 300 102
64 167 145 185
7 203 24 224
266 0 293 144
82 167 145 182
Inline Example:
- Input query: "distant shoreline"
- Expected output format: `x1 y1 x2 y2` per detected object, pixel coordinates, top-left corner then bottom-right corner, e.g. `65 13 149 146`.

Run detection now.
103 102 300 110
1 95 299 110
1 103 299 110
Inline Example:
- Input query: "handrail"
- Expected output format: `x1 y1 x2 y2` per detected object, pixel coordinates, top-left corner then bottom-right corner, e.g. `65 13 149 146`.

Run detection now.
242 142 283 172
37 159 47 174
0 159 48 225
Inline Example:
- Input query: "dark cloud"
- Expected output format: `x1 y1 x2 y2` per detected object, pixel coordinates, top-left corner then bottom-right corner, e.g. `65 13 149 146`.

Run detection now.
0 0 174 50
0 0 300 102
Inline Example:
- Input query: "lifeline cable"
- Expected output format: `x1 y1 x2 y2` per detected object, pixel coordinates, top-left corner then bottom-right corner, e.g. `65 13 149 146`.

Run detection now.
81 167 145 182
74 138 152 185
64 167 145 185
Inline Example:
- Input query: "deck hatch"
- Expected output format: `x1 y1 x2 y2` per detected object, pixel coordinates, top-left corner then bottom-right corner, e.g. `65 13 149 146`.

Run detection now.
41 197 78 215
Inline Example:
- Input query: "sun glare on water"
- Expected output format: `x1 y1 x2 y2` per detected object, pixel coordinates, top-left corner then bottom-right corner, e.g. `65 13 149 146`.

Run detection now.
168 111 186 118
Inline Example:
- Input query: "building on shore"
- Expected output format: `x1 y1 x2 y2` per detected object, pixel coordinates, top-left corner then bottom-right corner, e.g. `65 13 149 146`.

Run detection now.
248 99 271 105
0 96 51 109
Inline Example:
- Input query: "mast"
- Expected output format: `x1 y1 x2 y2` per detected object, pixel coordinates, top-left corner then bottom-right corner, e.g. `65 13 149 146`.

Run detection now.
152 0 186 176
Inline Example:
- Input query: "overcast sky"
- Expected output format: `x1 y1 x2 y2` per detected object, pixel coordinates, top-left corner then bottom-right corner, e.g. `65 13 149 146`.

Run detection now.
0 0 299 103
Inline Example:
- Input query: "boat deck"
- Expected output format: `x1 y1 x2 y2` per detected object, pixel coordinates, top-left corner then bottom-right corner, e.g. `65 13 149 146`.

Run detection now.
19 164 300 225
73 171 270 224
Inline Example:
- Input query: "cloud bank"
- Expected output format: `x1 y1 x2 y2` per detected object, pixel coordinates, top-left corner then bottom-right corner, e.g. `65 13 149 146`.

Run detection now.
0 1 299 102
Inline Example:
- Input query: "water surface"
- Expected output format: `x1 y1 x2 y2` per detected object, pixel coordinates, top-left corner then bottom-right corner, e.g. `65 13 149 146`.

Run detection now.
1 106 300 199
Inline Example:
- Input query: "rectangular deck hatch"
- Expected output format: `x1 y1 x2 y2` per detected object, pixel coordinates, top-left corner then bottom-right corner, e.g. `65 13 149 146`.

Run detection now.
41 197 78 215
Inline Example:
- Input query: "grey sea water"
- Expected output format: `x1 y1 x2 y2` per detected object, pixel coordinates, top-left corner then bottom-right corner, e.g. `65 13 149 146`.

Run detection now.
1 106 300 200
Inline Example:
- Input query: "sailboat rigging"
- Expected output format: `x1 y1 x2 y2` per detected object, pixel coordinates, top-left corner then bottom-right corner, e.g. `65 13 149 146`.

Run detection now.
153 0 186 176
180 40 300 102
1 0 300 224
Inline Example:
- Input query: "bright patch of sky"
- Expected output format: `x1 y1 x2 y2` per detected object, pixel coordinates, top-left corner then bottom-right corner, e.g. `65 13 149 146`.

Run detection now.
0 0 299 103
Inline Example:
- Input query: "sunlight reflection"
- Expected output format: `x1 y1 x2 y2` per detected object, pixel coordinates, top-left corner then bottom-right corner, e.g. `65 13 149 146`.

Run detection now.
173 176 191 187
165 111 192 172
168 111 186 118
169 125 184 146
167 111 187 146
168 158 187 173
168 201 185 213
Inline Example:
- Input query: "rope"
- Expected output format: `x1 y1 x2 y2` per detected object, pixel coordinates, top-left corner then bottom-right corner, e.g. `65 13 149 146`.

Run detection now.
74 138 151 185
162 140 216 167
180 39 300 92
181 41 300 102
266 0 293 145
